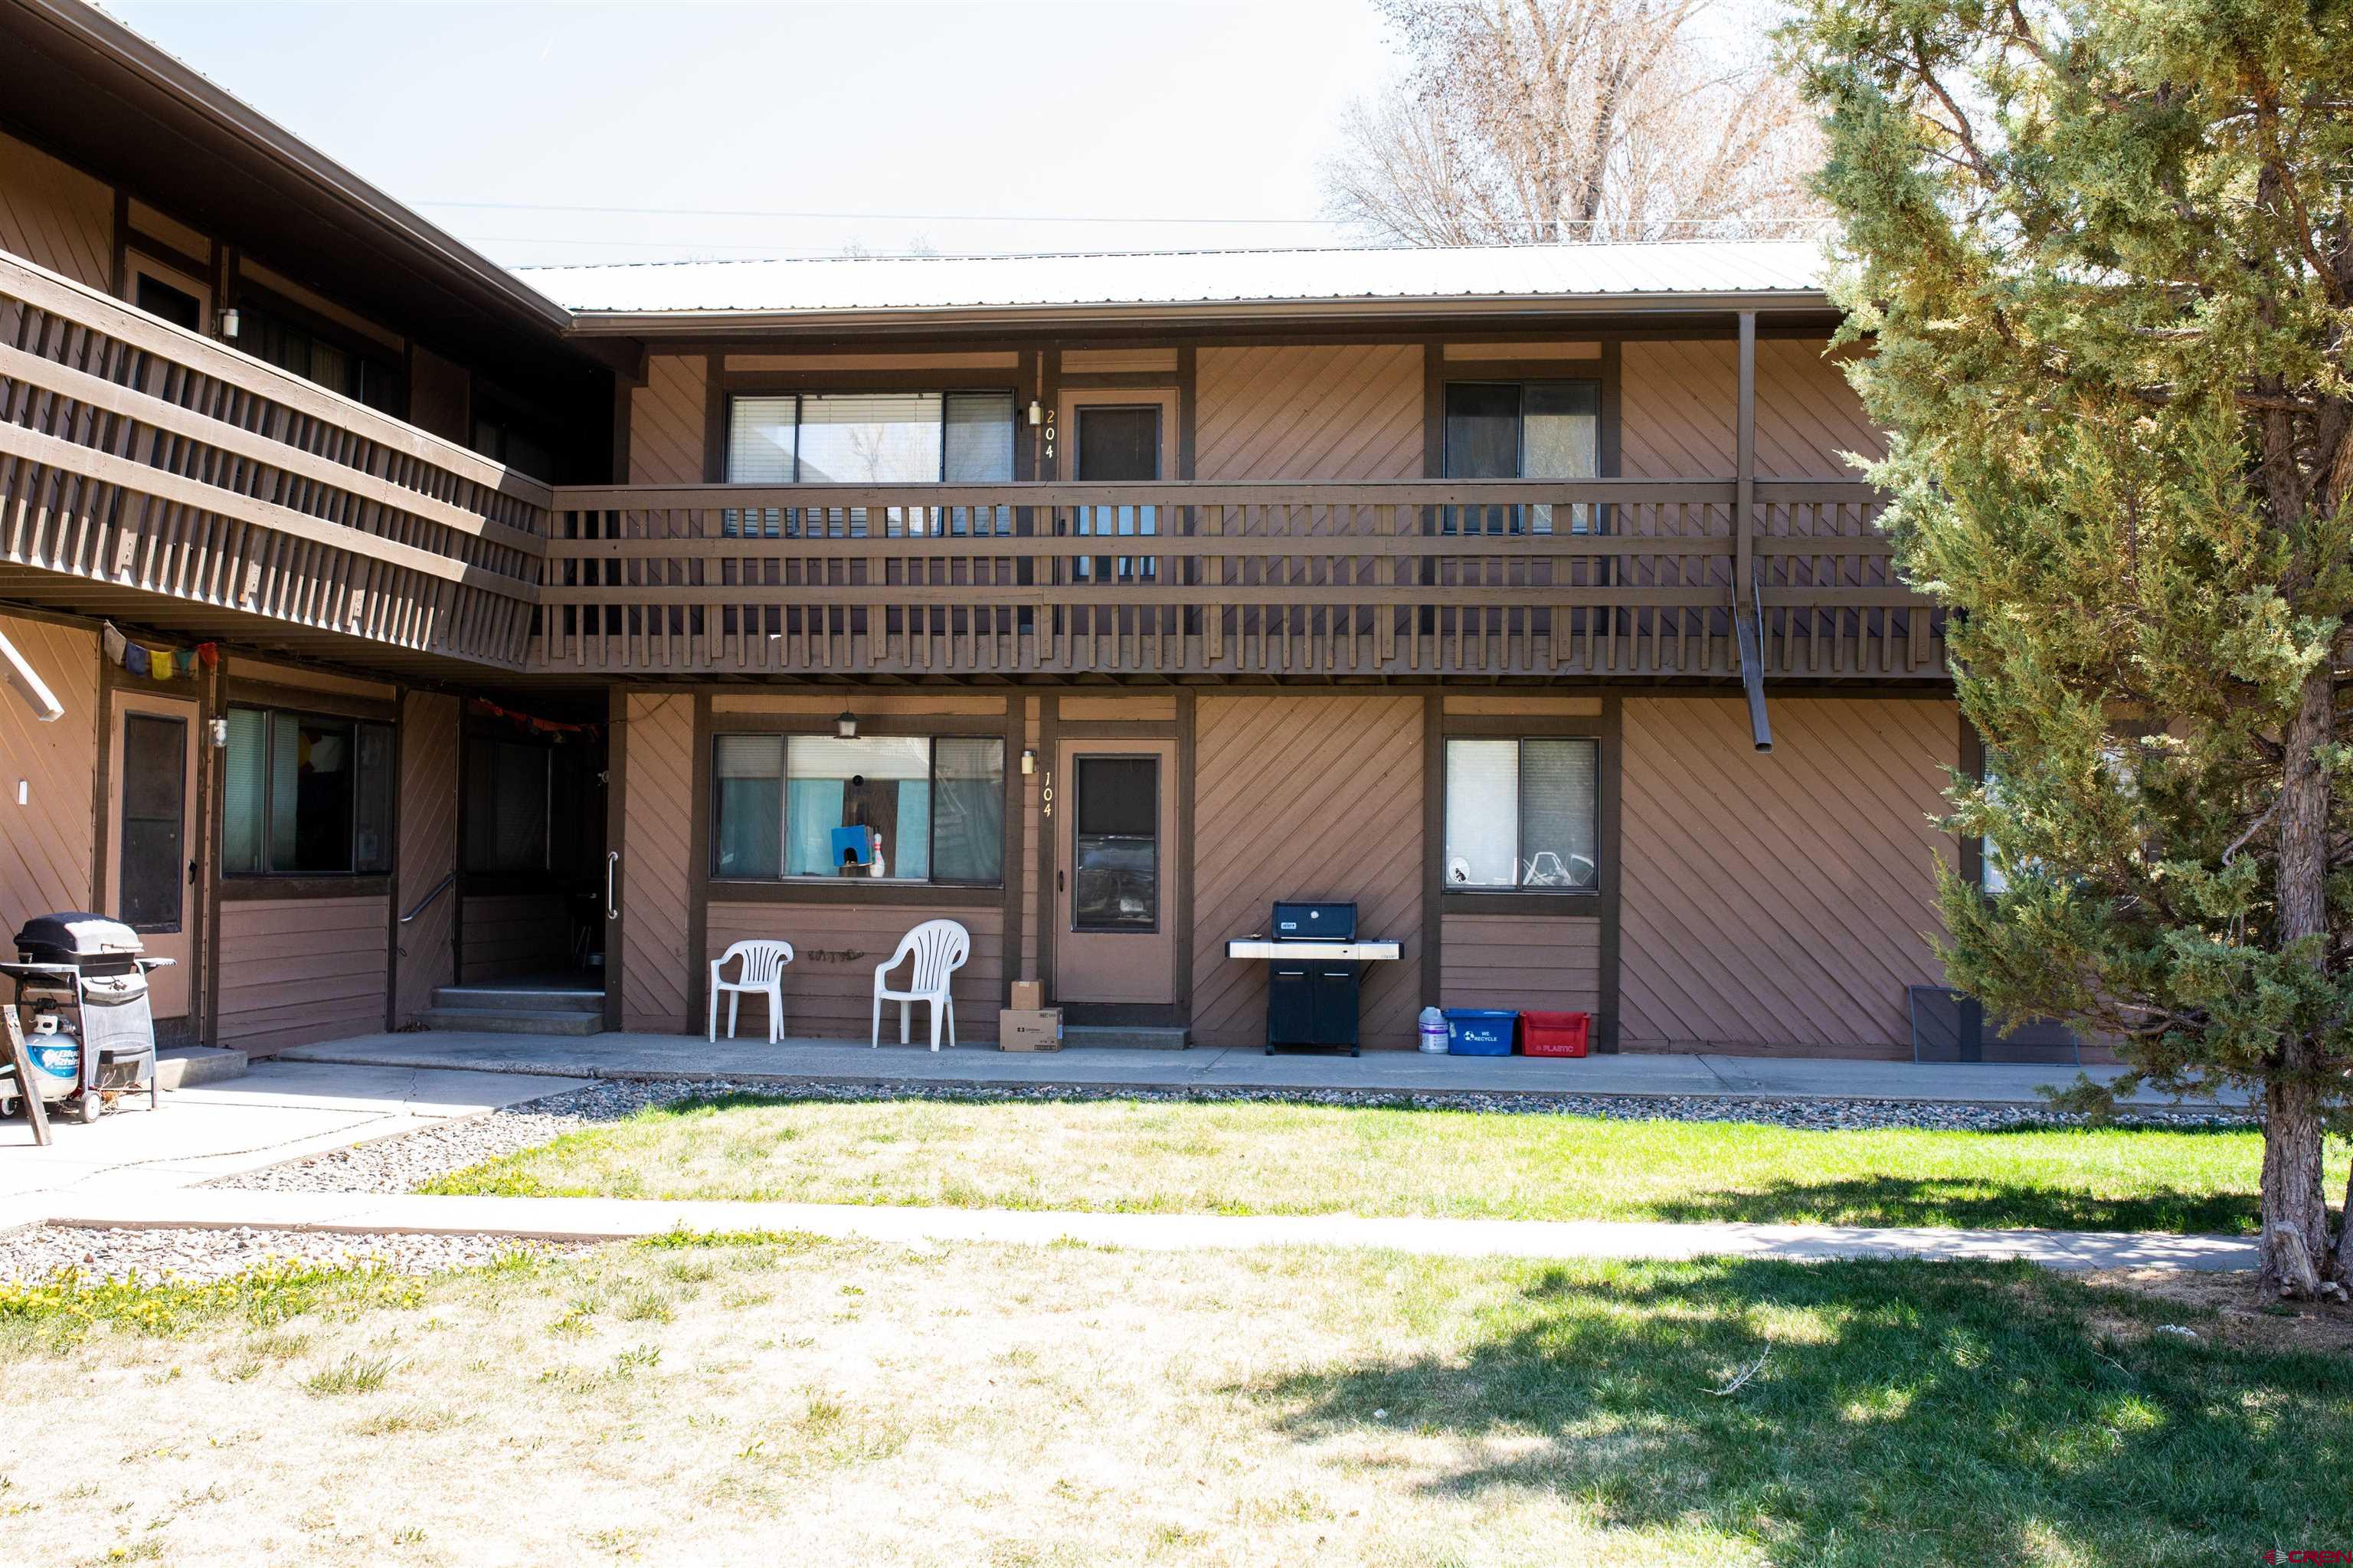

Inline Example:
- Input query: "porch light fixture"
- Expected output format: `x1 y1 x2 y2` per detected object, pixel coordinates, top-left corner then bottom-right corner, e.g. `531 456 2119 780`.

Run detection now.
1027 401 1043 427
217 309 240 340
1020 748 1036 775
834 710 858 739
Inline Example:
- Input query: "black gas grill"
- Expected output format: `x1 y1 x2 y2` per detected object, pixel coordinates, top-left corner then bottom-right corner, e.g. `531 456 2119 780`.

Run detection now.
2 913 165 1124
1223 901 1402 1057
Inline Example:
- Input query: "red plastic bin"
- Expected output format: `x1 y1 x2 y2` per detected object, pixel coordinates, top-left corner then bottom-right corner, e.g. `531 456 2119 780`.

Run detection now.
1519 1010 1591 1057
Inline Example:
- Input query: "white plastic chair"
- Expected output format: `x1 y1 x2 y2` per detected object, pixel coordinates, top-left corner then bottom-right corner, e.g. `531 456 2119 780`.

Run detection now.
871 919 970 1051
709 939 794 1044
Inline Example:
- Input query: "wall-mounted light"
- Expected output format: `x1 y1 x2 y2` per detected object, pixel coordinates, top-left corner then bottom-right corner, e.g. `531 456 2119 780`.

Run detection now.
1020 748 1036 775
835 710 858 739
1026 401 1043 427
206 718 229 748
217 309 241 341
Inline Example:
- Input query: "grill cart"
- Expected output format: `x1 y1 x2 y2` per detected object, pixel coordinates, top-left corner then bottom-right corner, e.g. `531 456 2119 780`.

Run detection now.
1225 901 1402 1056
0 913 167 1126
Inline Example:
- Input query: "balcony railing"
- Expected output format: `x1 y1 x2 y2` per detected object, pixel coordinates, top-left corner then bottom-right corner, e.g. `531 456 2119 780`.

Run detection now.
0 250 547 667
539 480 1939 680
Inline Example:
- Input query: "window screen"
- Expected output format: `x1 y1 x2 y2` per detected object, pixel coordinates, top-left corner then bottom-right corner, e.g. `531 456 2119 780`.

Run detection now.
118 713 185 929
465 741 551 873
1442 381 1602 534
1444 738 1600 891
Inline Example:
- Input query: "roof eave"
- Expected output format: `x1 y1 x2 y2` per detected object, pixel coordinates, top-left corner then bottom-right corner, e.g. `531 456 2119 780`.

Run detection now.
12 0 572 338
561 286 1836 339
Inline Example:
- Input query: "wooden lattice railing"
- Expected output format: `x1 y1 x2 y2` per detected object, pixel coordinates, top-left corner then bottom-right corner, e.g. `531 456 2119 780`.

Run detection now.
0 250 547 666
538 479 1939 679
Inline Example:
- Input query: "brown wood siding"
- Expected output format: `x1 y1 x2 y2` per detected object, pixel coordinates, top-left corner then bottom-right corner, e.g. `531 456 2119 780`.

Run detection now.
215 895 388 1055
1190 696 1422 1049
1193 345 1422 480
0 131 113 290
706 901 1006 1042
630 355 707 486
1618 696 1956 1056
393 691 458 1023
1440 914 1602 1014
460 893 568 982
620 692 693 1030
1622 339 1882 480
0 614 97 941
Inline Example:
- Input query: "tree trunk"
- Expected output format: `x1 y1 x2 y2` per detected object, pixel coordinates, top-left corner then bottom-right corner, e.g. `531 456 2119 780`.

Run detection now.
2262 664 2336 1296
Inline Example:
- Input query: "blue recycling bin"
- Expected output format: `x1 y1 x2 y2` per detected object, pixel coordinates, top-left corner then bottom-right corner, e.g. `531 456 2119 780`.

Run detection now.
1443 1008 1517 1056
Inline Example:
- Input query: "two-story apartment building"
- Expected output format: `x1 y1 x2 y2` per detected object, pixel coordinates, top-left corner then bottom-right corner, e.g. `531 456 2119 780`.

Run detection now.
0 0 1973 1063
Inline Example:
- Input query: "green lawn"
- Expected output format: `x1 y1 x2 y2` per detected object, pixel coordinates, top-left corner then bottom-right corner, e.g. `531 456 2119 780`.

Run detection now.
421 1093 2342 1235
2 1237 2346 1565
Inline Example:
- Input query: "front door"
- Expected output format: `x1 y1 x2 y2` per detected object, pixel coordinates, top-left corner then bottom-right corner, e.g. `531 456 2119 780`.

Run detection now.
1055 738 1177 1003
106 691 199 1023
1059 391 1176 584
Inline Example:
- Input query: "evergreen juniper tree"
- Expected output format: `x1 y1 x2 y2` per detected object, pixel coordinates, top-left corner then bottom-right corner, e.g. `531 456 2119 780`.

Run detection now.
1781 0 2353 1295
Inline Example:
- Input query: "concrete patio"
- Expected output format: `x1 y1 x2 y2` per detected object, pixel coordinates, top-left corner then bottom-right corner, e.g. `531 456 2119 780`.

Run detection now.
278 1028 2249 1109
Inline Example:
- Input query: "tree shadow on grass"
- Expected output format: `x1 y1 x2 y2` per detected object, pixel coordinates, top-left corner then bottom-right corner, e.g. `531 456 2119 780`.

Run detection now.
1631 1176 2258 1236
1243 1258 2353 1566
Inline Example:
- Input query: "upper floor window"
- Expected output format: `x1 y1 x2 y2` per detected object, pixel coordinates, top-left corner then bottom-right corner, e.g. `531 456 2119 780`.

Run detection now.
1443 380 1600 535
241 299 404 415
221 706 394 876
1443 738 1600 892
712 734 1005 885
723 391 1015 538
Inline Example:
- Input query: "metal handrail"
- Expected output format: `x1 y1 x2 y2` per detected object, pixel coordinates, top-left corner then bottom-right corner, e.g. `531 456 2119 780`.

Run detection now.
398 872 456 925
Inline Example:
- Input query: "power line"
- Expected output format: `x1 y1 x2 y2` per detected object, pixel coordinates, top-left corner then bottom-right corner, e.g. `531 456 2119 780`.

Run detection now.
425 198 1832 230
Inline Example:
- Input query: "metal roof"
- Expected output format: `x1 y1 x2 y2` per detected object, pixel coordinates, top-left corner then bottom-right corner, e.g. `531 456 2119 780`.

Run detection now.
524 241 1831 326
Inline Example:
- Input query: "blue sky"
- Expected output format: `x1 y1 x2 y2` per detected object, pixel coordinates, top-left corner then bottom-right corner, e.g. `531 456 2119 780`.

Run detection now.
110 1 1406 268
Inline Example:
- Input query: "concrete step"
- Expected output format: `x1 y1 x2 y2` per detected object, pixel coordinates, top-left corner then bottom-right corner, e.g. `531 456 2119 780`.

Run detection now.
155 1045 247 1089
431 987 604 1016
1059 1025 1189 1051
417 1007 604 1036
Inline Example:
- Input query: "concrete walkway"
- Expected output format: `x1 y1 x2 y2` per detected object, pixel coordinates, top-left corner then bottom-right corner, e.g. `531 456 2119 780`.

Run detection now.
0 1060 588 1200
283 1029 2249 1109
14 1184 2259 1273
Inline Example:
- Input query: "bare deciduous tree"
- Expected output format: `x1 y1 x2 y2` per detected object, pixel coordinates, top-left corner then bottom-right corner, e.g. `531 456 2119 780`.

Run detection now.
1325 0 1826 245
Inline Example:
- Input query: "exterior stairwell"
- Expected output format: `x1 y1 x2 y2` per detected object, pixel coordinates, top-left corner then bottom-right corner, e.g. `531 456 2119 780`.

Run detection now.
418 986 605 1036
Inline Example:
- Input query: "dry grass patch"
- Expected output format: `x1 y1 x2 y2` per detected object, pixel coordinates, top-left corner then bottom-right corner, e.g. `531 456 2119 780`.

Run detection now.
422 1092 2333 1235
0 1238 2343 1565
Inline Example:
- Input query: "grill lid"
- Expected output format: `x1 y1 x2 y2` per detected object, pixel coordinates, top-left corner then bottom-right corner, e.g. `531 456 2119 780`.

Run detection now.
1271 902 1357 942
15 912 145 964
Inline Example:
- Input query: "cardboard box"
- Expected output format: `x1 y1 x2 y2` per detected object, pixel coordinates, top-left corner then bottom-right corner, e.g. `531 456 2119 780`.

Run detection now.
1008 980 1045 1013
999 1007 1062 1052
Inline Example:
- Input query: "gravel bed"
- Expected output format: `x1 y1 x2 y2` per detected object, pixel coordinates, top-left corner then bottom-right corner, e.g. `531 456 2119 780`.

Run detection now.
0 1223 583 1285
207 1075 2256 1198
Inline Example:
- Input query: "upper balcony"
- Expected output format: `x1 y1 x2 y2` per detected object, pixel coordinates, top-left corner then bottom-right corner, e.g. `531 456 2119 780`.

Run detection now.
0 249 548 675
536 479 1938 683
0 246 1939 688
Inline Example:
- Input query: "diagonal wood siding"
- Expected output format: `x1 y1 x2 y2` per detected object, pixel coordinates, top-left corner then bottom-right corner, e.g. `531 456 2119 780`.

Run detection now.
707 902 1004 1043
620 692 693 1030
216 895 388 1056
0 613 96 942
630 355 707 485
393 691 458 1023
1621 339 1884 480
1194 345 1423 480
0 132 113 292
1190 696 1422 1049
1618 696 1956 1056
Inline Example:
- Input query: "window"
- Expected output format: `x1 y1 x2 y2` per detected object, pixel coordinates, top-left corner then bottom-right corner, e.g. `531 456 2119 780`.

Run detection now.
221 707 394 876
1072 756 1158 930
240 298 404 414
711 734 1005 885
723 390 1016 537
135 274 203 332
464 741 552 873
1444 738 1600 892
1442 380 1601 534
